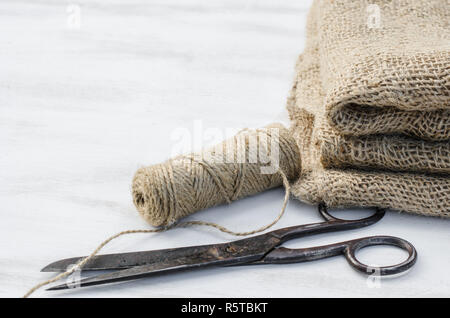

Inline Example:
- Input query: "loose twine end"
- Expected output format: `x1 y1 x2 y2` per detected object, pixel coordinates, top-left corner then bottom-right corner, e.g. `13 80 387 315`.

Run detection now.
24 124 300 297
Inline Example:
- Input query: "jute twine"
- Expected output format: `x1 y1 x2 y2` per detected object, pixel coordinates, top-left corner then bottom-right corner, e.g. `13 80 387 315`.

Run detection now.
132 124 301 227
24 125 301 297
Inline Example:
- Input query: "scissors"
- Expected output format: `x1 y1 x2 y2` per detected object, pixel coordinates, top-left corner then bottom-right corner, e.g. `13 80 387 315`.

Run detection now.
42 204 417 291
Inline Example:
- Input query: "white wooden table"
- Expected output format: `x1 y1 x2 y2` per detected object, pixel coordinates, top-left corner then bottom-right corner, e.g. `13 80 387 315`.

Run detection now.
1 0 449 298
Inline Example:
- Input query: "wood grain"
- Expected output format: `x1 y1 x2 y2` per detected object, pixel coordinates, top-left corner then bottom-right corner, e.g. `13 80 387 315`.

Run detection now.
1 0 449 297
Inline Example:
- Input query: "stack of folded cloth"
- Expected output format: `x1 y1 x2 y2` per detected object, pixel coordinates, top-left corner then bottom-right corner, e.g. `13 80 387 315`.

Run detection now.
287 0 449 216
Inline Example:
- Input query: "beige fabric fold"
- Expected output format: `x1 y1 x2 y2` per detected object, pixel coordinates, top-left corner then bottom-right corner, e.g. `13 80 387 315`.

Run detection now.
287 0 450 217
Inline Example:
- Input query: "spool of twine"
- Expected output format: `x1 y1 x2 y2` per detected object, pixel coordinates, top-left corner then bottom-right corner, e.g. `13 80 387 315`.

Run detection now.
132 123 301 227
24 123 301 297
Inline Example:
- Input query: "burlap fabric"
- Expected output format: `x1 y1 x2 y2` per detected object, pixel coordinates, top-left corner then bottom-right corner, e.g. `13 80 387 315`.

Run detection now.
287 0 450 217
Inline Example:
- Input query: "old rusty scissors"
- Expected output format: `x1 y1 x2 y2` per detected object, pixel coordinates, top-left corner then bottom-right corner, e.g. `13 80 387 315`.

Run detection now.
42 204 417 291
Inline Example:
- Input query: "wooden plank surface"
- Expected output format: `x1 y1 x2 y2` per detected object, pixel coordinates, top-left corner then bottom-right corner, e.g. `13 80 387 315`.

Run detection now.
1 0 449 297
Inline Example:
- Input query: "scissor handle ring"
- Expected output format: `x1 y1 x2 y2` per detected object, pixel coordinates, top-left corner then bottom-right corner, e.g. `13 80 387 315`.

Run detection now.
318 203 385 224
344 236 417 276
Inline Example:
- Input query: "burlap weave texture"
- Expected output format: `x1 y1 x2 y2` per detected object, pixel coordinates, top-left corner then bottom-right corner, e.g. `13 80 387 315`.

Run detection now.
288 0 450 216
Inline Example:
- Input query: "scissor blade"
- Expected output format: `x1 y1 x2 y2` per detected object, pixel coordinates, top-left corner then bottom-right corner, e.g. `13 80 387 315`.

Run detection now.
41 245 211 272
42 231 282 273
47 256 244 290
47 233 280 291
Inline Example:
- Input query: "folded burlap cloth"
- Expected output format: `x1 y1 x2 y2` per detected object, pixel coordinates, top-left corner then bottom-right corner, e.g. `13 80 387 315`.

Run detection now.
287 0 449 217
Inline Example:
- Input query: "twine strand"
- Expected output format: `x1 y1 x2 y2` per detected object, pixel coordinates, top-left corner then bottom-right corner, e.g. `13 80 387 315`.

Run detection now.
23 170 291 297
132 125 300 227
24 125 300 297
